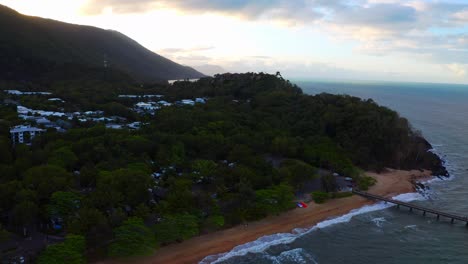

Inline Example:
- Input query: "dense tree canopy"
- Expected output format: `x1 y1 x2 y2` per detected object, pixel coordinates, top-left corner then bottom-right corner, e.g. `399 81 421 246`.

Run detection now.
0 72 445 261
37 235 86 264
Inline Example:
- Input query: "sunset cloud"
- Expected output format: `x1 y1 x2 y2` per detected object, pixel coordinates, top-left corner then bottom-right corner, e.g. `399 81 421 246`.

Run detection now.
2 0 468 83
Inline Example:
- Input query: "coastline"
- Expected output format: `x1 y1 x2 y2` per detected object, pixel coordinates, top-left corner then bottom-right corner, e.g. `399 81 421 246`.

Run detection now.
100 169 432 264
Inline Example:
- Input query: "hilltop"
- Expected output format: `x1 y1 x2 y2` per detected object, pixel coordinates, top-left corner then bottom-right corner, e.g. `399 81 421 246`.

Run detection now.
0 5 204 84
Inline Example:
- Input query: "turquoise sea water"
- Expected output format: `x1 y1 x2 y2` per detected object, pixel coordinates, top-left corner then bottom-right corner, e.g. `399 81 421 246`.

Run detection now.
202 81 468 264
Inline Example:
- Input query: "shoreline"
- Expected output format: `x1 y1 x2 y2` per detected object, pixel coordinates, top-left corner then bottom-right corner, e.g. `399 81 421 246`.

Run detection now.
99 169 433 264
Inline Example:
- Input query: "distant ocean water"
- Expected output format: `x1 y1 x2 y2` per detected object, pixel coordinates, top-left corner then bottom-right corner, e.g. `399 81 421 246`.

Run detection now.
201 81 468 264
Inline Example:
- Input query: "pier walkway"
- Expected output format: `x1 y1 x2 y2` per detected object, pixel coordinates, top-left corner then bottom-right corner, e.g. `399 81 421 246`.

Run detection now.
353 190 468 225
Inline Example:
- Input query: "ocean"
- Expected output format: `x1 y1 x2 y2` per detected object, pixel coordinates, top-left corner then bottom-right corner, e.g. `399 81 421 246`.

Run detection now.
201 81 468 264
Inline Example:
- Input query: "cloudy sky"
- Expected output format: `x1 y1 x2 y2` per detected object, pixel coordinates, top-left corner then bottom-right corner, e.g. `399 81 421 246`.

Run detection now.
1 0 468 83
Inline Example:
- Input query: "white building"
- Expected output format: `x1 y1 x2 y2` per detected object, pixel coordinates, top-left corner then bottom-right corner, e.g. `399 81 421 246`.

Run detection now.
106 124 123 129
135 102 159 111
4 90 23 95
10 125 45 145
179 99 195 106
195 98 206 104
157 100 172 107
48 98 65 102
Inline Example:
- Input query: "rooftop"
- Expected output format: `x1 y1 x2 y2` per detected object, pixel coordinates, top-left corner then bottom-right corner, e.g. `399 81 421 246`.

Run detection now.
10 125 45 133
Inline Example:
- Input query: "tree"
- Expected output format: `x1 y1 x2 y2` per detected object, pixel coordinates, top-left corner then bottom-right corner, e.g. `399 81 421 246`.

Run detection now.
204 215 224 230
108 217 156 258
164 179 194 213
124 136 153 156
67 207 109 238
37 235 86 264
255 184 294 216
191 159 217 183
11 200 38 228
0 137 13 164
79 163 98 187
48 146 78 170
272 136 299 157
321 174 338 192
153 213 199 244
48 191 81 219
279 159 317 189
94 168 152 208
0 181 22 211
0 224 11 243
23 165 72 200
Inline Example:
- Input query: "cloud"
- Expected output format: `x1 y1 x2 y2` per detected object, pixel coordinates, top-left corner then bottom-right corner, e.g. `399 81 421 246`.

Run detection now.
453 9 468 22
158 46 215 54
175 54 211 61
82 0 468 77
446 63 467 77
335 3 417 27
81 0 328 23
156 46 216 66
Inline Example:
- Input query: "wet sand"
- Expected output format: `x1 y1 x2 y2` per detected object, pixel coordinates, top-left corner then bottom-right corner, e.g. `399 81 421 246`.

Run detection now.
99 169 432 264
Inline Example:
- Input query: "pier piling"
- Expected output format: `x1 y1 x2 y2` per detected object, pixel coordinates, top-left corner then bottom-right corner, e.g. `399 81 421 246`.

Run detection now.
353 190 468 226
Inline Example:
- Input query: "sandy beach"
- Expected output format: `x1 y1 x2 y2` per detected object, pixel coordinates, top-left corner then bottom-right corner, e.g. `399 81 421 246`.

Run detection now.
100 169 432 264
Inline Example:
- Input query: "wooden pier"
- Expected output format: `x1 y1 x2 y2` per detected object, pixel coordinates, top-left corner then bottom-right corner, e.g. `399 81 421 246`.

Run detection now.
353 190 468 225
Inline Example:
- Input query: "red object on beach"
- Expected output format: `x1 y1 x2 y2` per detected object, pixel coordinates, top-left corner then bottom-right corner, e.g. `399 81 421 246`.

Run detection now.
299 202 308 208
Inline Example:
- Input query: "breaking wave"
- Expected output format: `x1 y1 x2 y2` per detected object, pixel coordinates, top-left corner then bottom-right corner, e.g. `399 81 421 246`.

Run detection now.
200 192 426 263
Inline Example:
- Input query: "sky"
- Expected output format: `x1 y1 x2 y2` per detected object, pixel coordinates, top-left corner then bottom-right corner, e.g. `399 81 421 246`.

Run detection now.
1 0 468 84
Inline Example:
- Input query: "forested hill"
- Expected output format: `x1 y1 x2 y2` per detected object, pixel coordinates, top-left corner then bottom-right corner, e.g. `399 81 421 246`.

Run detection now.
0 4 204 83
0 72 447 262
165 73 447 175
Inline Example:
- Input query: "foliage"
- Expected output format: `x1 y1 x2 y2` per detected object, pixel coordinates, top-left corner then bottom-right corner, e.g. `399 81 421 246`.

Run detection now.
153 213 199 244
0 224 11 242
330 192 354 199
321 174 338 192
37 235 86 264
48 146 78 170
311 191 329 204
255 184 295 216
205 215 225 230
108 217 156 258
67 207 109 237
0 72 442 259
279 160 317 189
357 176 377 191
48 191 81 219
23 165 72 200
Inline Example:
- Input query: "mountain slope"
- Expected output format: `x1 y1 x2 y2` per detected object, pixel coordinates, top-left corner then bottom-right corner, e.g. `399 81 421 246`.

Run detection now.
0 5 204 83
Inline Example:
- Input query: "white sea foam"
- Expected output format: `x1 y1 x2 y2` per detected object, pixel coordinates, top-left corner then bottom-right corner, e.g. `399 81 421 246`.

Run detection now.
371 217 387 227
199 233 298 264
265 248 319 264
392 192 426 202
200 191 427 263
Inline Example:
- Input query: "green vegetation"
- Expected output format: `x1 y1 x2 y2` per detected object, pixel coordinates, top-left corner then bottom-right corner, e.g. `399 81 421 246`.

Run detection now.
330 192 354 199
37 235 86 264
312 191 330 204
0 224 10 242
0 72 443 261
153 214 199 245
0 4 203 84
108 217 157 258
312 191 354 204
357 176 377 191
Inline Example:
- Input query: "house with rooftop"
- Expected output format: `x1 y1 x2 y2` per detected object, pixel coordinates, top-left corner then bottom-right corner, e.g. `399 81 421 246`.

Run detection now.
10 125 45 145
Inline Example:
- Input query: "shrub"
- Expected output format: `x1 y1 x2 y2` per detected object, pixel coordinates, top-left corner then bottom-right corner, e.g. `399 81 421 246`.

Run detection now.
330 192 353 199
311 191 329 204
357 176 377 191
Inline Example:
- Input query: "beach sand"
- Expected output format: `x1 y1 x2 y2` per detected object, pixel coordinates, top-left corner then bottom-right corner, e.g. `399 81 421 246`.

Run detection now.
99 169 432 264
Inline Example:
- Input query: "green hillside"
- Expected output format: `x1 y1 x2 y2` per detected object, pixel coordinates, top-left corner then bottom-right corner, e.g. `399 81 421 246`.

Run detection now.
0 4 204 83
